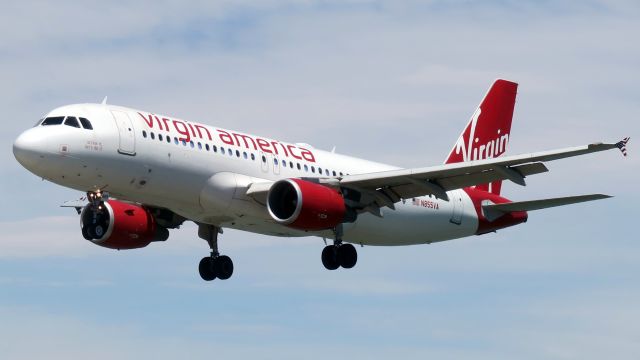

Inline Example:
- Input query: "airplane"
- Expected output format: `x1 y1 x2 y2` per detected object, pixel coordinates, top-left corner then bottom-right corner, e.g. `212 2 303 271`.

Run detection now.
13 79 630 282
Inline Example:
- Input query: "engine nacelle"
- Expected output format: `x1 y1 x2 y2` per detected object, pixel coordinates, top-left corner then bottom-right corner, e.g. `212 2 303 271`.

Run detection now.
267 178 348 231
80 200 169 250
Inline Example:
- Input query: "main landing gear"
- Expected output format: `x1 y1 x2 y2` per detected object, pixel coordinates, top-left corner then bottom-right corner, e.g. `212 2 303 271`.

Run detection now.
198 224 234 282
321 225 358 270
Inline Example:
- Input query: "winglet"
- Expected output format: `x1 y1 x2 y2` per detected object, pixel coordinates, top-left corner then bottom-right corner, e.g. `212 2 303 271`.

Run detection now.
615 137 630 157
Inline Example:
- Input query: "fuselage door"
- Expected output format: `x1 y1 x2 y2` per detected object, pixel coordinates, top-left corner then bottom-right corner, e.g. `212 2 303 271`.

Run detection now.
259 151 268 173
450 190 463 225
272 155 281 175
111 111 136 155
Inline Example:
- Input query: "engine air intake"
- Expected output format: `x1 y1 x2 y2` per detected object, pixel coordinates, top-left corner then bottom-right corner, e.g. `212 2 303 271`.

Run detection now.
267 179 346 231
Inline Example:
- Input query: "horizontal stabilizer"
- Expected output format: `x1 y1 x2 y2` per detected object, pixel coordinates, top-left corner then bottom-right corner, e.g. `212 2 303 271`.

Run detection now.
482 194 611 221
483 194 611 217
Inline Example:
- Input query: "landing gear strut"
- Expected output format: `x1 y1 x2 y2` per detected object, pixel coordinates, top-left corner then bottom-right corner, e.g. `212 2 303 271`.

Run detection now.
82 190 110 240
321 225 358 270
198 224 234 281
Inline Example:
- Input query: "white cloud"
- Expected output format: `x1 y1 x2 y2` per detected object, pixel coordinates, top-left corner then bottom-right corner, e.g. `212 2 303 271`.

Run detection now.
1 2 639 359
0 216 102 258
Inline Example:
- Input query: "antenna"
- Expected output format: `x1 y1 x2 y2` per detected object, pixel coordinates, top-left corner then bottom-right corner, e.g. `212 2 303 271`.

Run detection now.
101 96 108 105
331 146 336 153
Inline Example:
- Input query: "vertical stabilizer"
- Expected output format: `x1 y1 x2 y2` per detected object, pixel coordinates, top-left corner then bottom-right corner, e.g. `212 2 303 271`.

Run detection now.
444 79 518 194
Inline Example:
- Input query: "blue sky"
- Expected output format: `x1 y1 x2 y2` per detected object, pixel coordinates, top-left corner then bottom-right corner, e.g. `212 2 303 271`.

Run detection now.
1 1 639 359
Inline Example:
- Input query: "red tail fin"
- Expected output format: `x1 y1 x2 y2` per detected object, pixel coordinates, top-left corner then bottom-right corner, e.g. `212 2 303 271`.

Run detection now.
444 79 518 195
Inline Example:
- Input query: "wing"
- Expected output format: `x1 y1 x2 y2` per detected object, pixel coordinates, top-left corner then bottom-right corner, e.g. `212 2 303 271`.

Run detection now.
245 139 628 211
336 139 628 209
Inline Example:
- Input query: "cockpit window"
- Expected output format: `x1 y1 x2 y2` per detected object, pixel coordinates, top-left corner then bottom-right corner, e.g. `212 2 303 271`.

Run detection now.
64 116 80 128
79 117 93 130
41 116 65 126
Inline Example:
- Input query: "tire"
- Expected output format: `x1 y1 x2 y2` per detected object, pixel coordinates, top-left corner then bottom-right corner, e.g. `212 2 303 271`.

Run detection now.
321 245 339 270
86 225 97 239
338 243 357 269
81 226 92 240
93 224 105 239
215 255 234 280
199 257 216 281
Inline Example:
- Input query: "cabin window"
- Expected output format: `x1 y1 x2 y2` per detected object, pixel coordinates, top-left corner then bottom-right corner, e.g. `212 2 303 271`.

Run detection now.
236 150 240 157
243 152 248 159
250 153 255 161
198 142 202 150
221 147 225 155
262 155 267 163
297 163 301 170
150 132 155 140
304 164 309 172
213 145 218 152
158 134 163 141
142 130 148 138
206 144 210 151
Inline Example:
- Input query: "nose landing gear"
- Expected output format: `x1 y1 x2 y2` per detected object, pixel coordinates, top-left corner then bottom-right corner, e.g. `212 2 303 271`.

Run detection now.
81 190 110 241
198 224 234 282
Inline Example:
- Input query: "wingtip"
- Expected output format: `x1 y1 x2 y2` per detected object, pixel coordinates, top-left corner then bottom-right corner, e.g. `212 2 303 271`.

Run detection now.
615 137 630 157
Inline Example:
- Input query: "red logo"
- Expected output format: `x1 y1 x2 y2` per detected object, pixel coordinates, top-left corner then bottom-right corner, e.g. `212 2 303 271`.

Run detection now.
138 112 316 162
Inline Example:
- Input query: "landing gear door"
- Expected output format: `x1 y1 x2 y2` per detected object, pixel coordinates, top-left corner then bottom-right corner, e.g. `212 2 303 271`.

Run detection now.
111 111 136 156
450 190 463 225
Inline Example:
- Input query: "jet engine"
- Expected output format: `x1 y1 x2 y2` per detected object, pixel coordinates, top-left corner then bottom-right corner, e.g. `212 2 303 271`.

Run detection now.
267 178 354 231
80 200 169 250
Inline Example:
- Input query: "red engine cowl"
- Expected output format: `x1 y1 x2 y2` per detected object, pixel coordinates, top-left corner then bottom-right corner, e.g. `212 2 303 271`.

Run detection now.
267 179 346 230
80 200 169 250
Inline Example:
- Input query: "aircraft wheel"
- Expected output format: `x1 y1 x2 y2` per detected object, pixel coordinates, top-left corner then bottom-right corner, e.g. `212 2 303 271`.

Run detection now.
199 257 216 281
81 226 92 240
215 255 234 280
321 245 340 270
85 225 98 239
93 224 105 239
338 243 357 269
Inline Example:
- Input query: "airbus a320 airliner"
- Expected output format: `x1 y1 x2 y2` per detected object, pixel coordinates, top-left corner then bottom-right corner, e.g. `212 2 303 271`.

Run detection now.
13 80 629 282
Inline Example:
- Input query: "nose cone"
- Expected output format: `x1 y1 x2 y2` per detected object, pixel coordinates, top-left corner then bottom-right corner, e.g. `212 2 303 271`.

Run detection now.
13 129 46 170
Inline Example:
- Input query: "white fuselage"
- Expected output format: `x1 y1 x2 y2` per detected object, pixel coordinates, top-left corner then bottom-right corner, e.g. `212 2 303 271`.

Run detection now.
14 103 480 246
